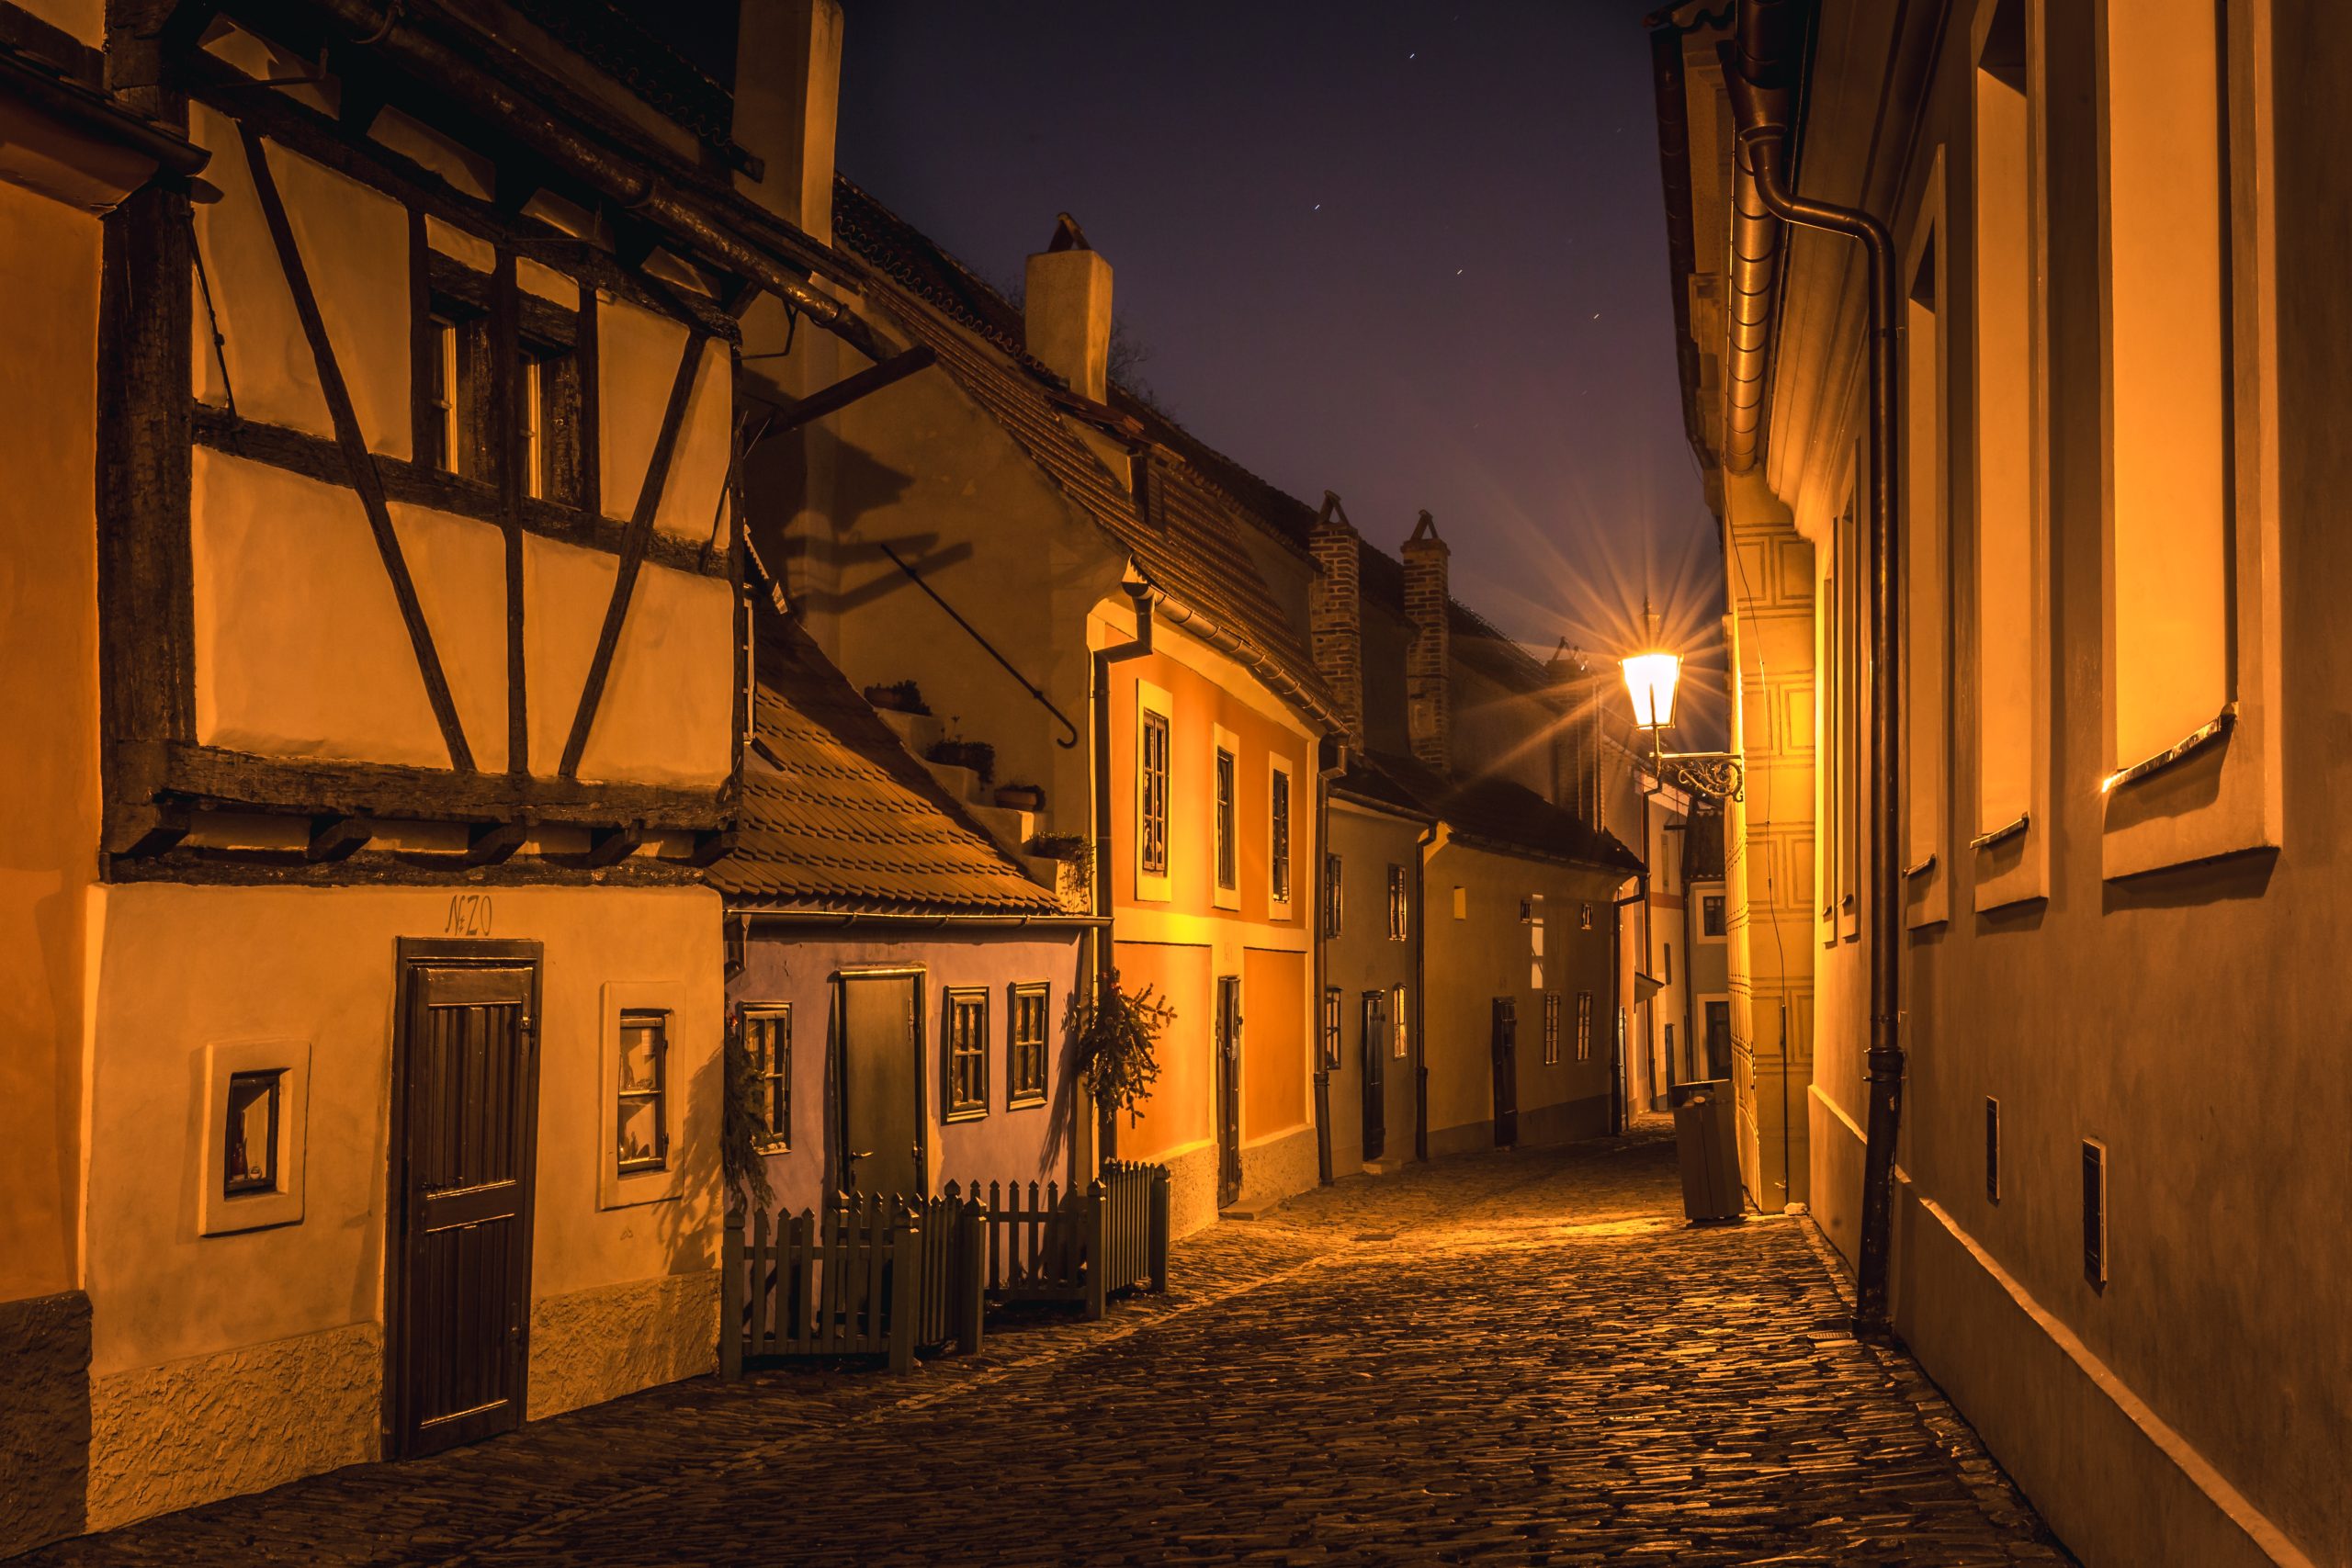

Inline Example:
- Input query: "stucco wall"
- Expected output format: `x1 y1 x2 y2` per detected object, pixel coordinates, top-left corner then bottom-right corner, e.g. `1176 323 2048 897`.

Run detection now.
0 175 98 1306
729 931 1087 1217
1323 802 1423 1173
0 1291 90 1557
1111 939 1214 1169
80 883 724 1526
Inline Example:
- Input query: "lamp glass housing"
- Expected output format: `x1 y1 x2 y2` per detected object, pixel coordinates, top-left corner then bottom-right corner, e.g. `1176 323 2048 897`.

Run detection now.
1622 650 1682 731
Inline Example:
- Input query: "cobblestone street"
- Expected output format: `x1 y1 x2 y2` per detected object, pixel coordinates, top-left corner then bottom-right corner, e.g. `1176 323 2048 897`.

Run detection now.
31 1132 2074 1567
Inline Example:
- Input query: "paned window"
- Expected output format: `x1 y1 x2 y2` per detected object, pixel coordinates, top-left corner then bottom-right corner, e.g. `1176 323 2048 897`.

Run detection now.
744 1006 791 1149
1386 864 1408 941
1215 747 1238 891
1270 763 1292 904
224 1069 283 1196
1664 942 1673 986
1010 984 1050 1107
1528 894 1545 989
415 258 582 500
1705 1000 1731 1079
1320 986 1342 1070
1391 985 1408 1059
1543 993 1562 1066
616 1010 670 1172
1702 895 1725 937
1140 709 1170 877
1576 991 1594 1063
1322 853 1343 937
946 990 989 1120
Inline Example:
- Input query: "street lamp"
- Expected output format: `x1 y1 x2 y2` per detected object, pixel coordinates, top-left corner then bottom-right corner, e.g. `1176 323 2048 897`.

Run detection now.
1621 602 1744 801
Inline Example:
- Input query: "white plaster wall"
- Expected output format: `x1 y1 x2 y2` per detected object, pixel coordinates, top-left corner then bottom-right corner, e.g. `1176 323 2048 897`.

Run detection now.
596 298 731 547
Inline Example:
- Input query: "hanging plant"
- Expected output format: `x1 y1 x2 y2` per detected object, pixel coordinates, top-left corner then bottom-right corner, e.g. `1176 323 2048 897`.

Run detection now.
721 1013 775 1214
1069 969 1174 1125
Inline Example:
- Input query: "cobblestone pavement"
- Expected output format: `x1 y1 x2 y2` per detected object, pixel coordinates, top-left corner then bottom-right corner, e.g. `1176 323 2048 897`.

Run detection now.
32 1131 2075 1566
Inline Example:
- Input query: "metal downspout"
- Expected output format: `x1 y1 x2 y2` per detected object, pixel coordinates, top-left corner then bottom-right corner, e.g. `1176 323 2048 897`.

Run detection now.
1091 579 1155 1163
1723 10 1905 1337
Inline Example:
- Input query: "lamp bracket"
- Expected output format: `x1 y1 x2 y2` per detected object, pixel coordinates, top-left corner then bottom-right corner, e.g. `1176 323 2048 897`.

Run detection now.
1653 749 1745 802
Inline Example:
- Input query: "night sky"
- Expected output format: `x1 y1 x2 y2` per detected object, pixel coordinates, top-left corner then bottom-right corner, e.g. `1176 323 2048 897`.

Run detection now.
832 2 1725 739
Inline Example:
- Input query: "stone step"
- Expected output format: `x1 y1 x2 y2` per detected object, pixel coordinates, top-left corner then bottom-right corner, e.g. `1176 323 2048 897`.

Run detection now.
874 706 943 755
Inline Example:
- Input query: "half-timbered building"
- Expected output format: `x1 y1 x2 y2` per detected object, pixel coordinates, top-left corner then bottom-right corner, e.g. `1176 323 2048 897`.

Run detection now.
4 0 909 1543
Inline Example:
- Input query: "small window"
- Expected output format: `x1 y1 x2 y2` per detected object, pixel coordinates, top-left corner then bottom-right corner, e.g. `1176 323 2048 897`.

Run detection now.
1528 896 1545 989
1323 853 1343 937
1010 984 1050 1107
525 340 585 505
616 1011 670 1172
1666 1021 1680 1076
1702 895 1725 937
1320 987 1342 1069
1269 763 1292 904
1452 886 1467 920
1704 999 1731 1078
1578 901 1593 931
1542 993 1561 1066
744 1006 791 1150
223 1069 283 1196
946 989 989 1120
1985 1096 2002 1203
1391 985 1408 1059
1576 991 1593 1063
1664 942 1673 986
1215 746 1238 891
2082 1138 2108 1288
1386 864 1408 941
1139 708 1170 877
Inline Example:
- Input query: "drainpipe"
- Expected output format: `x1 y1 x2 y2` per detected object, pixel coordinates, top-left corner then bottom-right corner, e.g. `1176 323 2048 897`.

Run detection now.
1722 7 1905 1336
1310 741 1347 1184
1091 573 1155 1163
1413 820 1440 1162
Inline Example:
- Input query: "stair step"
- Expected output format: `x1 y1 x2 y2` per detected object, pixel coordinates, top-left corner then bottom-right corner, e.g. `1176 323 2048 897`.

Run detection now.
875 707 943 754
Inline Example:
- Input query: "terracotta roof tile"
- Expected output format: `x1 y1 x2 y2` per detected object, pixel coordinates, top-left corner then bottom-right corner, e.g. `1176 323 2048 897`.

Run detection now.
1351 750 1644 876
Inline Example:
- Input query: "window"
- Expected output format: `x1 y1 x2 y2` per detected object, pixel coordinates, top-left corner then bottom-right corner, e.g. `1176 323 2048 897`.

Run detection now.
1701 895 1725 937
1139 706 1170 881
415 257 584 499
1452 886 1467 920
1704 999 1731 1079
1320 986 1342 1069
224 1070 283 1196
1391 985 1408 1059
1542 992 1561 1066
1903 154 1951 928
1322 853 1343 937
2082 1139 2108 1288
1009 984 1050 1107
1386 864 1408 941
1528 894 1544 989
1576 991 1593 1063
1578 901 1593 931
1269 761 1293 905
524 341 585 504
1663 942 1673 986
1985 1096 2002 1203
945 989 989 1120
616 1010 670 1172
1214 745 1238 893
1667 1022 1681 1078
743 1006 791 1149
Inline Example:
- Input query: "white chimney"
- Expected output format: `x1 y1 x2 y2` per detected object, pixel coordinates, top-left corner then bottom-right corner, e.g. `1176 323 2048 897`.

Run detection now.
732 0 842 243
1024 214 1112 402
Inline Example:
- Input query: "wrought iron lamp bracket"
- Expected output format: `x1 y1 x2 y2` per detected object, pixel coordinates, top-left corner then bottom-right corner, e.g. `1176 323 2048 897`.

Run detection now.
1649 744 1745 802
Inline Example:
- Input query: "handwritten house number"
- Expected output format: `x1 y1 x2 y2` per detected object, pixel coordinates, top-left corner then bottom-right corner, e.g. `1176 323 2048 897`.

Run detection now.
446 894 493 936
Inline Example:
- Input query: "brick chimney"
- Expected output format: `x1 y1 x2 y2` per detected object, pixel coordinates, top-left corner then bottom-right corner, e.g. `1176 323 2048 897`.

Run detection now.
1024 214 1112 402
731 0 842 243
1403 510 1451 773
1308 492 1363 746
1545 639 1605 827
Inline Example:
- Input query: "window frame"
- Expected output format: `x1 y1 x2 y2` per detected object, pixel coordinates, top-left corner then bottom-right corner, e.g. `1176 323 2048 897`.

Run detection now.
1542 992 1561 1066
944 987 990 1122
1212 726 1240 908
1577 991 1594 1064
1268 756 1294 910
1901 148 1953 930
1385 863 1408 942
1391 984 1408 1060
1320 986 1343 1070
742 1004 792 1151
1008 983 1051 1109
1322 852 1343 938
223 1069 284 1197
1136 682 1173 900
615 1009 671 1175
1700 892 1726 939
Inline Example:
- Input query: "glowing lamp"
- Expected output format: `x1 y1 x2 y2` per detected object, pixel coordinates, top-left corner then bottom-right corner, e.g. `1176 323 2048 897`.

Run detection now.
1621 650 1682 731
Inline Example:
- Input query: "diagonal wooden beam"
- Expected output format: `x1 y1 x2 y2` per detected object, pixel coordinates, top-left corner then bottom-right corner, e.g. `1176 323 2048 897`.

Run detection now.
766 346 935 435
239 126 475 772
557 333 704 778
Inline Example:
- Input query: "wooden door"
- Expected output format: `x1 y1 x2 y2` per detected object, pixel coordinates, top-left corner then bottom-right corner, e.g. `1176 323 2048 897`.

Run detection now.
390 940 540 1460
835 973 924 1197
1490 997 1519 1147
1360 990 1387 1162
1215 976 1242 1208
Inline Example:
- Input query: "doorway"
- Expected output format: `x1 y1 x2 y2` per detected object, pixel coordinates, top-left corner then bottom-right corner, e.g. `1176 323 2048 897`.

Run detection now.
388 939 542 1460
833 970 926 1197
1215 976 1242 1208
1490 997 1519 1147
1359 989 1387 1162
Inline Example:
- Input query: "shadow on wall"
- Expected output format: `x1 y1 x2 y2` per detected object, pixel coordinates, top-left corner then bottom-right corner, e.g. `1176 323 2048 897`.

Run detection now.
656 1038 723 1280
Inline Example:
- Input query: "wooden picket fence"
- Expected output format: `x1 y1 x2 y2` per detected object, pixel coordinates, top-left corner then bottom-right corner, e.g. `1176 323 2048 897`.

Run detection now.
722 1163 1171 1376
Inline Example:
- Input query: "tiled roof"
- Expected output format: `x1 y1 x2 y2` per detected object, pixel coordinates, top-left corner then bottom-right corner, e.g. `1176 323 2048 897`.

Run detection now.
1354 750 1645 877
708 615 1061 915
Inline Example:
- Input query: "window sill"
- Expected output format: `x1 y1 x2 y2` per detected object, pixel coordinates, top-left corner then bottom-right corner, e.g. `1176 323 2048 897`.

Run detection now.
1007 1094 1047 1112
944 1107 989 1125
1136 871 1171 904
1212 885 1240 912
2101 710 2278 881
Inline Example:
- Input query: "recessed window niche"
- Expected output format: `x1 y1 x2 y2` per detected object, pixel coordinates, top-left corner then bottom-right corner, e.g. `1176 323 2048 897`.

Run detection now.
199 1040 311 1235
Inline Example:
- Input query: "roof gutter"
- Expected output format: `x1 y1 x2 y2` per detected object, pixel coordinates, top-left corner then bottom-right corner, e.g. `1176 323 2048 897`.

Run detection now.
1723 0 1905 1339
1147 588 1348 739
1721 0 1808 475
728 908 1107 930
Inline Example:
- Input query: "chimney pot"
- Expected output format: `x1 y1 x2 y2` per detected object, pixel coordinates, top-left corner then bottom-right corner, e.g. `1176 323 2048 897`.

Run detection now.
1402 511 1452 773
1308 492 1364 747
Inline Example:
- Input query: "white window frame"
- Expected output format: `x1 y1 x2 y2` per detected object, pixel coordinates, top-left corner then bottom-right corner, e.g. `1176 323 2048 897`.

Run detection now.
600 979 687 1209
1267 755 1295 913
1136 678 1173 903
199 1038 311 1236
1391 985 1408 1059
1211 723 1240 910
1900 149 1951 931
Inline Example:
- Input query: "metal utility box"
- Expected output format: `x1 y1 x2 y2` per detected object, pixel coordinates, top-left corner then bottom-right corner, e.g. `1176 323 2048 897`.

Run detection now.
1669 1078 1743 1222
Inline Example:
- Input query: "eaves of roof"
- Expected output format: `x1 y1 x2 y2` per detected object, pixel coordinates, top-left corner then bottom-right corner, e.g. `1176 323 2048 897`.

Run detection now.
1358 750 1644 878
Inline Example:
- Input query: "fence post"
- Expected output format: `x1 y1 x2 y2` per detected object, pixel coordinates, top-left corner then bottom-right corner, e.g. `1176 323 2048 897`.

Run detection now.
719 1196 744 1378
1148 1165 1171 1293
1084 1179 1109 1321
957 1193 986 1355
890 1206 922 1376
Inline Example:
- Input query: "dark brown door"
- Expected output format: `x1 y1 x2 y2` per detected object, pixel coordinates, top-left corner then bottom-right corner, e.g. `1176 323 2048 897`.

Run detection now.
1491 997 1519 1147
390 940 540 1460
835 973 924 1197
1360 990 1387 1162
1216 976 1242 1208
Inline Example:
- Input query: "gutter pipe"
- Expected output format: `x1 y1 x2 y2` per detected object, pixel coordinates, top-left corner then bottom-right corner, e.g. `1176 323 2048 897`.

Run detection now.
1722 3 1905 1336
1090 577 1156 1160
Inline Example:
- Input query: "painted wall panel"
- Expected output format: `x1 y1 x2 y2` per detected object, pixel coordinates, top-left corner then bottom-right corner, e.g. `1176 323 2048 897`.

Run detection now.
1240 947 1306 1141
595 299 730 546
190 449 445 766
1111 940 1213 1165
387 502 508 773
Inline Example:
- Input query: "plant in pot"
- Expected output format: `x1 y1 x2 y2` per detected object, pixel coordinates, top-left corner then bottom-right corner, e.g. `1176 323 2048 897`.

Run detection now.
925 736 996 785
863 679 929 715
1069 970 1173 1156
995 781 1046 811
1024 831 1091 863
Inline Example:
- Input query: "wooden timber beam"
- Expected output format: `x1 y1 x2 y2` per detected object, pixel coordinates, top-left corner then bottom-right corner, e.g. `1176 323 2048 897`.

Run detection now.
239 125 475 772
304 812 374 863
582 820 644 869
557 333 704 778
106 800 192 859
766 346 937 434
461 819 529 867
